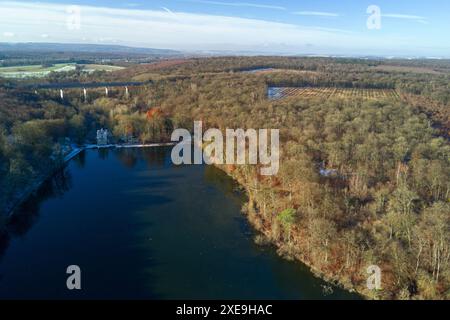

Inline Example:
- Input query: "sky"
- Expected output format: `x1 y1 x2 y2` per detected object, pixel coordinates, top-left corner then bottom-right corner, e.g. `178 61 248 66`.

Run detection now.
0 0 449 57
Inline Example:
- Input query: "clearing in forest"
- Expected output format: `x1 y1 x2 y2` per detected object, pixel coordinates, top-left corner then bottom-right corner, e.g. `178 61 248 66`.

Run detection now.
268 87 400 101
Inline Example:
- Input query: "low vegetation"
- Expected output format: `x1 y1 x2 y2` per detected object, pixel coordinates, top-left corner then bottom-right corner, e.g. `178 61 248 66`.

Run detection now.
268 87 400 101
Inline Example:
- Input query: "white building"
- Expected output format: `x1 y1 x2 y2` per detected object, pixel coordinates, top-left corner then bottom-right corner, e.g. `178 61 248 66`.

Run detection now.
96 128 109 145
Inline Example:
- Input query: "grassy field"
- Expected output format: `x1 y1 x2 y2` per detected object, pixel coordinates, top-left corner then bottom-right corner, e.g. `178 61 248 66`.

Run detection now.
0 63 77 78
82 64 125 72
268 87 400 101
0 63 124 78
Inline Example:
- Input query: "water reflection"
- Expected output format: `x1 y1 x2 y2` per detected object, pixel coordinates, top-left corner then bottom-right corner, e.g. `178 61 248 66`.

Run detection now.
72 150 86 169
116 148 138 168
98 148 109 160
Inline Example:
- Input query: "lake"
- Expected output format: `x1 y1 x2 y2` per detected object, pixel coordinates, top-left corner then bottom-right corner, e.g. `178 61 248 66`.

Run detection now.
0 147 359 299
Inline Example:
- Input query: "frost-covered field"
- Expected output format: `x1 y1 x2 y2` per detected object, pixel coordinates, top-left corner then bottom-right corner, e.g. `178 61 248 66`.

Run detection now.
0 63 123 78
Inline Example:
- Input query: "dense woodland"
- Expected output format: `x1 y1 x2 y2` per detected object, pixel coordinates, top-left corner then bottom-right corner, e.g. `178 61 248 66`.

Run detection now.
0 56 449 299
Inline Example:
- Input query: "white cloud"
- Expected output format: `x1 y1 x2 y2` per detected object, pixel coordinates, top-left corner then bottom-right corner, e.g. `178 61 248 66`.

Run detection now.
0 1 352 51
0 1 443 55
292 11 340 17
3 31 15 37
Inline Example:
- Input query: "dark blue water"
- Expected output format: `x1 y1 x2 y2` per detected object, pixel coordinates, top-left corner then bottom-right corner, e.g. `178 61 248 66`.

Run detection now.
0 147 358 299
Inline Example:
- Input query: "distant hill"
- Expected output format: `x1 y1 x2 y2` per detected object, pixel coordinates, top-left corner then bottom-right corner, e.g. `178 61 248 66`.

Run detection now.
0 42 181 56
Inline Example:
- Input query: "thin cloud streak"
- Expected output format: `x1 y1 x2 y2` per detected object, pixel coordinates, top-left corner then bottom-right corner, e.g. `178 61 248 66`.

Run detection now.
382 13 428 24
292 11 340 17
383 13 426 20
161 6 177 17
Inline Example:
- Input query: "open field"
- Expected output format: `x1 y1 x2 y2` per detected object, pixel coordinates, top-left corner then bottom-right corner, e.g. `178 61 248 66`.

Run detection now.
0 63 76 78
0 63 125 78
82 64 125 72
268 87 400 101
0 63 75 73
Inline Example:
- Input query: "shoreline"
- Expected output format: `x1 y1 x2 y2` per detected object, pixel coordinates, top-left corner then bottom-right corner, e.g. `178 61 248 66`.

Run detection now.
5 142 176 217
214 166 369 300
3 142 366 299
193 140 367 299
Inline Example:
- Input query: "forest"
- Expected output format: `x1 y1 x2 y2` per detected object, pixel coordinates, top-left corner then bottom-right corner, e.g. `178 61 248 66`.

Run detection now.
0 56 449 299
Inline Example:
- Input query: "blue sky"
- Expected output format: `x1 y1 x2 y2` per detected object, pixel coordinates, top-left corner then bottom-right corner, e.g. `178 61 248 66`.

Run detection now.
0 0 449 56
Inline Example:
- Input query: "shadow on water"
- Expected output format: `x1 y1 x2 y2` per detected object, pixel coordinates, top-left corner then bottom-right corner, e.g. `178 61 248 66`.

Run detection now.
0 169 72 263
204 165 246 202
